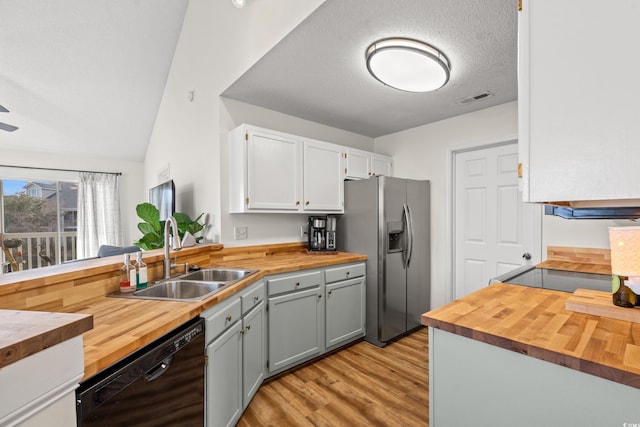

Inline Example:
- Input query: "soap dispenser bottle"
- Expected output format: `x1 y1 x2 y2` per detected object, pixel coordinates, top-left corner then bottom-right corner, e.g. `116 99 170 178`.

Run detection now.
120 253 136 293
135 252 148 290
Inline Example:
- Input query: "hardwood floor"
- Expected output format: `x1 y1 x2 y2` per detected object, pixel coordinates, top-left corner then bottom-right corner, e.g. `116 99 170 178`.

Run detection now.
238 327 429 427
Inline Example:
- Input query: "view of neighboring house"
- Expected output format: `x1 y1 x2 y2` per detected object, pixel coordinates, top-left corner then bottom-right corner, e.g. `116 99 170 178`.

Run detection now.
20 181 78 232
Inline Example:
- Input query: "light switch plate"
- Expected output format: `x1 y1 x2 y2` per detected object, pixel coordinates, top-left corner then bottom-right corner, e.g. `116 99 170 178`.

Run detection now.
300 226 308 239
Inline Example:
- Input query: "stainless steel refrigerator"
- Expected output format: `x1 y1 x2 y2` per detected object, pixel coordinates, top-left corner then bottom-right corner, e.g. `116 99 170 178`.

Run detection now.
337 176 430 347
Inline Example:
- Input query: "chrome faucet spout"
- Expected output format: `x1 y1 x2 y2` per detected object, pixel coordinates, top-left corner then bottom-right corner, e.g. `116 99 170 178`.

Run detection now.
164 217 182 279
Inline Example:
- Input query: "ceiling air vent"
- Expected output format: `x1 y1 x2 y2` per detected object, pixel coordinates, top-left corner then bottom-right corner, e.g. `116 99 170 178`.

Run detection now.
456 91 494 105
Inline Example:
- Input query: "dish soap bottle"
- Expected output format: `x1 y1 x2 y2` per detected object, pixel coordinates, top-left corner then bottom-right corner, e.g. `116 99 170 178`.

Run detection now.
136 252 148 290
120 253 136 293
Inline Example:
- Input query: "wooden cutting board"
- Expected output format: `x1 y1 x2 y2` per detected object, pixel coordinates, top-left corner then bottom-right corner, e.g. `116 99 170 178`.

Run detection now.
565 288 640 323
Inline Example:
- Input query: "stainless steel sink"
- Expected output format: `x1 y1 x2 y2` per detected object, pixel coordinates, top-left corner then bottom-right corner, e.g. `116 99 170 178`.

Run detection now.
111 280 227 301
108 268 257 302
179 268 257 283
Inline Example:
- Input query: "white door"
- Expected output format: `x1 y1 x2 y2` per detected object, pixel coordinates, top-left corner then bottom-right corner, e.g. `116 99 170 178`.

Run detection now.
454 142 541 298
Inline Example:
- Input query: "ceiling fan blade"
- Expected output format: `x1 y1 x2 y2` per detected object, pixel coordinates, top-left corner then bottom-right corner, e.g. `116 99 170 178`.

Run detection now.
0 122 18 132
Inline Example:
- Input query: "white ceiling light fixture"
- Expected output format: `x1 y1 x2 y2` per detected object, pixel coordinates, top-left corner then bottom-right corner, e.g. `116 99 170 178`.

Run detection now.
366 37 450 93
231 0 246 8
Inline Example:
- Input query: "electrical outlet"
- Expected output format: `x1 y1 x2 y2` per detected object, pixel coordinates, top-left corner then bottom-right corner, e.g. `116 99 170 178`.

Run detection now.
234 226 248 240
300 226 308 239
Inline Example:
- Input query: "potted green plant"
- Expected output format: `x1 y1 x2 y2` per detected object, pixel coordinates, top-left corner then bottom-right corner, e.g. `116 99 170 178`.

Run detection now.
134 202 206 250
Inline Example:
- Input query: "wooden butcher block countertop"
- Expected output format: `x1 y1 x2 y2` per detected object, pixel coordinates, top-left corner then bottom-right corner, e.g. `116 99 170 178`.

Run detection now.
0 309 93 369
422 282 640 389
61 250 367 380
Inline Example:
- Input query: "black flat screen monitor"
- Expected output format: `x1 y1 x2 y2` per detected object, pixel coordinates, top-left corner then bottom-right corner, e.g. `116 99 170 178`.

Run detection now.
149 179 175 220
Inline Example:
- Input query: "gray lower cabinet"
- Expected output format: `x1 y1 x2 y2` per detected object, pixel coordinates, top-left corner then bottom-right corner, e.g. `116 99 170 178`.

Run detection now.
268 287 324 375
266 263 366 376
205 319 242 427
242 299 266 409
202 280 266 427
325 275 365 350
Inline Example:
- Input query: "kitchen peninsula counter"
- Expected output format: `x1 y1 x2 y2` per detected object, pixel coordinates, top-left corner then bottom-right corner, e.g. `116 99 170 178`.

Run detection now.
422 282 640 426
58 249 367 379
422 282 640 387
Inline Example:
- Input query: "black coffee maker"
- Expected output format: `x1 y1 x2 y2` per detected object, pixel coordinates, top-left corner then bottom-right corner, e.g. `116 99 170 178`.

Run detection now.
308 216 337 251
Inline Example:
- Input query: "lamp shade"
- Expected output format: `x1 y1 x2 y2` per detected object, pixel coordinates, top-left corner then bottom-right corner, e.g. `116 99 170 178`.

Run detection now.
609 226 640 277
365 38 450 93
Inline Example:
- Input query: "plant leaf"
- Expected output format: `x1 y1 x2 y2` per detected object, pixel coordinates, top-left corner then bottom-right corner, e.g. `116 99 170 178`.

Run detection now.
138 222 157 236
136 203 161 233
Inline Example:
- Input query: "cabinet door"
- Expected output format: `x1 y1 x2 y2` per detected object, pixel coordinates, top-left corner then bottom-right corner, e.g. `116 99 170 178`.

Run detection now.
247 130 302 210
370 153 392 177
268 287 324 374
344 148 371 180
325 277 365 350
519 0 640 203
303 139 344 211
242 301 266 409
206 321 242 427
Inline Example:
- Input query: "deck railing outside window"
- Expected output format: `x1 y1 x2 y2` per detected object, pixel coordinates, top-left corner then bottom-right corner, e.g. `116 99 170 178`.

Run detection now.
1 231 78 272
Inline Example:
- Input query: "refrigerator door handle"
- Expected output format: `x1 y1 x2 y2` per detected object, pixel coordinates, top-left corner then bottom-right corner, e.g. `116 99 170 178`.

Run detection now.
405 203 414 267
402 204 413 269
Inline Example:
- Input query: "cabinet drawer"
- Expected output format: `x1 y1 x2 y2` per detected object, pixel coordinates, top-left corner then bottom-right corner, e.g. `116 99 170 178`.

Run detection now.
325 263 365 284
203 297 242 344
267 270 323 296
241 281 266 315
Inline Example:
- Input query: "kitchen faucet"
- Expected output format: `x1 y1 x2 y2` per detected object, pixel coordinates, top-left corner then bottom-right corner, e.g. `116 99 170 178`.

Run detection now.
164 217 182 279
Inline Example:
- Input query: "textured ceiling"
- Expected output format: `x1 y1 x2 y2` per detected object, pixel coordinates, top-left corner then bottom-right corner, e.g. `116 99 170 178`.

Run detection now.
223 0 518 138
0 0 188 161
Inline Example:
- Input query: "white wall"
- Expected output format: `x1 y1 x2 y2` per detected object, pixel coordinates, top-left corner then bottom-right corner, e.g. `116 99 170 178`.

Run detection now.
144 0 325 244
375 100 621 309
0 149 143 249
542 215 633 250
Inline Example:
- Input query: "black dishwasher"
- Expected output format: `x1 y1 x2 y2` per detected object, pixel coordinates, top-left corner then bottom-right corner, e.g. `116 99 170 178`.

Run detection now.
77 317 205 426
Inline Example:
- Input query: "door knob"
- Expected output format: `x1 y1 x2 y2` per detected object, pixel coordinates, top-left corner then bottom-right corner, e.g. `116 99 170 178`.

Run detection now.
522 252 532 260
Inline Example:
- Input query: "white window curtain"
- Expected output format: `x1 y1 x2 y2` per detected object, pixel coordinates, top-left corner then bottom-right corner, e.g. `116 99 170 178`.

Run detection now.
77 172 123 259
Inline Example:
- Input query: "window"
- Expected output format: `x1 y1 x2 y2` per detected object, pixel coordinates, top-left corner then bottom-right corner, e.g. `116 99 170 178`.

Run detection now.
1 178 79 272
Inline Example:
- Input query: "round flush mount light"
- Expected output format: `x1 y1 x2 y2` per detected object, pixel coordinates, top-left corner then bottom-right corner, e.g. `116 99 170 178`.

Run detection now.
365 38 450 93
231 0 246 8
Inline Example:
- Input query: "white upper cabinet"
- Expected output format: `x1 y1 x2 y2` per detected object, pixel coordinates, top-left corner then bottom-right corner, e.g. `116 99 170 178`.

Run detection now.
303 139 344 212
344 148 392 180
344 148 370 179
229 125 302 213
371 153 392 177
518 0 640 205
228 124 347 213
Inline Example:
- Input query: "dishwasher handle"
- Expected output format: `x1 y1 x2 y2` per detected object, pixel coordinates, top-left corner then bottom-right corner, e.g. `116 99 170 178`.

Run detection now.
144 355 174 382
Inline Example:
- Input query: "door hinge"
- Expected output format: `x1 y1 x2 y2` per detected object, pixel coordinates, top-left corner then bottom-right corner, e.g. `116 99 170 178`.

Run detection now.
245 132 248 141
344 168 347 174
518 0 522 11
517 163 523 178
205 355 208 367
266 360 269 369
245 197 249 205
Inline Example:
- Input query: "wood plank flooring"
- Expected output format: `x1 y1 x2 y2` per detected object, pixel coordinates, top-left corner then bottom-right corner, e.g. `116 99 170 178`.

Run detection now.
238 327 429 427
